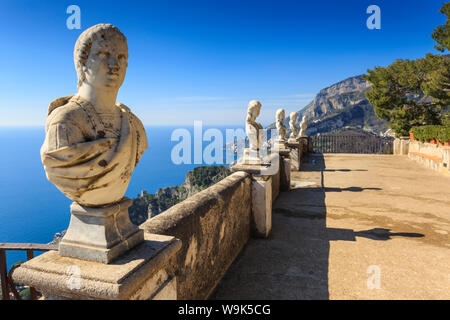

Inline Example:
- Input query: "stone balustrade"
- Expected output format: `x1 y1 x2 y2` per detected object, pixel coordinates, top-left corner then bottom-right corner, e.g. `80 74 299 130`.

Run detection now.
408 140 450 176
13 138 311 300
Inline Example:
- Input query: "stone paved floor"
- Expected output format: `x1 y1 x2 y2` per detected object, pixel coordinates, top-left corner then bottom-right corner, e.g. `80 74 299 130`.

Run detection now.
211 154 450 299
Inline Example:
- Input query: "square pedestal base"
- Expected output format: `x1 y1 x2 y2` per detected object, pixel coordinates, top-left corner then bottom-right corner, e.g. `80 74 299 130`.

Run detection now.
13 233 181 300
59 198 144 264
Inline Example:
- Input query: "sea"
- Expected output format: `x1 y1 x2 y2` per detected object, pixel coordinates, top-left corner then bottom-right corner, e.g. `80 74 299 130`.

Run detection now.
0 125 243 269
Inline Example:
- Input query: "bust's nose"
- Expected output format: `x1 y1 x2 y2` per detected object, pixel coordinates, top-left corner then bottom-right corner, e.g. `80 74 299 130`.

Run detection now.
108 55 120 68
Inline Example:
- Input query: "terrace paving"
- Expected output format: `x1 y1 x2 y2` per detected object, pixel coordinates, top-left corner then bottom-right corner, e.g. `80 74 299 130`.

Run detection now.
211 154 450 299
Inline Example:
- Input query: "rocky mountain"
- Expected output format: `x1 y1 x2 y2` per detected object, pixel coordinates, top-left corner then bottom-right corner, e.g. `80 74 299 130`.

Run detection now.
128 165 231 225
268 75 389 136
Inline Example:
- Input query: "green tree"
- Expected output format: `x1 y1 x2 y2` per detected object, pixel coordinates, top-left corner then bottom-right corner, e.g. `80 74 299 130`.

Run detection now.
364 3 450 136
432 2 450 52
363 55 444 136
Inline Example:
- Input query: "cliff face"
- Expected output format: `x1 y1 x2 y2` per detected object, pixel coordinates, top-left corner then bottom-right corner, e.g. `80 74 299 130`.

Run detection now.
303 75 371 118
268 75 389 135
128 165 231 225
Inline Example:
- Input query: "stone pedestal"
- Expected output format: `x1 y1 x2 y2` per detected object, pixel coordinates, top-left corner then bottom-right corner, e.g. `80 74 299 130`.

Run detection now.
13 233 181 300
232 153 279 238
298 136 309 153
287 141 301 171
251 176 272 238
278 148 290 192
274 138 287 151
280 155 291 192
242 148 262 165
59 198 144 264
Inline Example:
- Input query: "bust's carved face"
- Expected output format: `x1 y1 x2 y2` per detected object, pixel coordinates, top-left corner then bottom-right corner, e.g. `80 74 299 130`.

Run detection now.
83 37 128 90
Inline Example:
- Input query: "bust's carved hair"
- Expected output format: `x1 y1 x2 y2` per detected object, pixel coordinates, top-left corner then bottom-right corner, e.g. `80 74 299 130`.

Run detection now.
290 111 298 122
74 23 128 89
276 108 285 121
247 100 261 116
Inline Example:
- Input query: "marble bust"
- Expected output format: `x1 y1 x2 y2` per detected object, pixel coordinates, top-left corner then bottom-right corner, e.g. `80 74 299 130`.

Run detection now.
243 100 264 164
298 115 308 138
41 24 148 207
288 112 298 142
275 108 287 148
40 24 147 263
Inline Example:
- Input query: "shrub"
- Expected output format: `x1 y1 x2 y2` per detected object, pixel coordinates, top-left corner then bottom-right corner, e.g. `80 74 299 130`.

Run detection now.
411 125 450 143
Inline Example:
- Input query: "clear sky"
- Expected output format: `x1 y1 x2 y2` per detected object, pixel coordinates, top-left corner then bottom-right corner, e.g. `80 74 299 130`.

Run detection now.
0 0 447 126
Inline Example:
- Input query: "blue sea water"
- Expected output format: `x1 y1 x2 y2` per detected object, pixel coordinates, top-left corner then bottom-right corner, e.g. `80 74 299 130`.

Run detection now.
0 125 242 269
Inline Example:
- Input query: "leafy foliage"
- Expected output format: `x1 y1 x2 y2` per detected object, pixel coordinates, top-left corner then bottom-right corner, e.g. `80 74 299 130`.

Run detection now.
186 165 230 189
411 125 450 143
432 2 450 52
363 4 450 137
363 55 447 136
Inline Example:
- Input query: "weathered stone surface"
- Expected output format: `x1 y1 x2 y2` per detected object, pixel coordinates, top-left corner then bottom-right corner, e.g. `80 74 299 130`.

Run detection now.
280 156 291 192
212 154 450 300
298 136 309 154
243 100 264 164
39 23 149 265
288 112 299 143
393 137 410 155
298 115 308 138
287 142 301 171
41 24 147 207
275 108 287 149
252 176 272 238
13 233 181 300
59 198 143 263
408 140 450 176
141 172 252 300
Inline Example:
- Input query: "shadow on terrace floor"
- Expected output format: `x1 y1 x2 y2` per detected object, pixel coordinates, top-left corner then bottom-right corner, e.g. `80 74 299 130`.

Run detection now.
210 154 424 300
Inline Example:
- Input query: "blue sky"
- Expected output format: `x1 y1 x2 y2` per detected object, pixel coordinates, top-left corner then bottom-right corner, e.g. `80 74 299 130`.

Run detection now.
0 0 447 126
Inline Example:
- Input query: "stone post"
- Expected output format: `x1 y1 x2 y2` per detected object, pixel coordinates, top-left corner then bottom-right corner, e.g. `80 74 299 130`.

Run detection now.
287 141 302 171
278 148 291 192
298 137 310 154
308 137 314 153
232 153 280 238
13 233 181 300
394 137 410 155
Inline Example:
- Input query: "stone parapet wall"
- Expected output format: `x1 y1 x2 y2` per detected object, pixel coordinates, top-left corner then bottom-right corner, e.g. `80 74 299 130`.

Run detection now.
141 171 253 300
408 140 450 176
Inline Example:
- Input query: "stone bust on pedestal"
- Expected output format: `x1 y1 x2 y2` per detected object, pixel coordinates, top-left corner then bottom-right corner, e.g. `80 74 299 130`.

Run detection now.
288 112 299 143
243 100 264 164
275 108 287 149
298 115 308 138
40 24 148 263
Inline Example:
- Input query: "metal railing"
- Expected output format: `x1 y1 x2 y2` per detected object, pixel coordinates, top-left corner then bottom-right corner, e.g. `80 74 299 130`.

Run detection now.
311 135 394 154
0 243 57 300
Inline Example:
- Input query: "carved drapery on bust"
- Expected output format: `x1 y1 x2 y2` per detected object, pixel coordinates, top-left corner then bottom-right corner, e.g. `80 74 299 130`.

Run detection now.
40 24 148 207
41 95 147 206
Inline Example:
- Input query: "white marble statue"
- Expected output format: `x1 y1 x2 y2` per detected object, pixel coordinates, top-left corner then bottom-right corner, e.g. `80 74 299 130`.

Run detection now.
243 100 264 164
41 24 148 207
275 108 287 148
288 112 298 142
298 115 308 138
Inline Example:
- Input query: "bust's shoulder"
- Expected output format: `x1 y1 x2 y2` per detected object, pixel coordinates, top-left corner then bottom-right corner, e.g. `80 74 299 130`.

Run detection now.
46 95 88 125
117 103 143 124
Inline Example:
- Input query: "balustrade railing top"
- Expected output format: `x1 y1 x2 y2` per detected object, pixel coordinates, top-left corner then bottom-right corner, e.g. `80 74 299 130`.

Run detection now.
0 243 57 300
